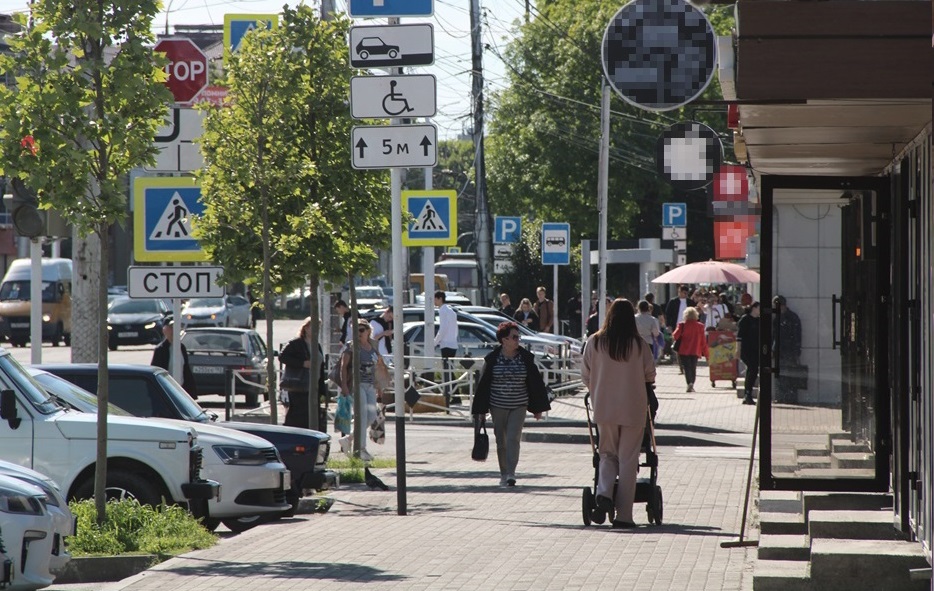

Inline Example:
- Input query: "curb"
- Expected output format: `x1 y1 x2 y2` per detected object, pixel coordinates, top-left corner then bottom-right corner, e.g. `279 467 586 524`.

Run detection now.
54 555 162 584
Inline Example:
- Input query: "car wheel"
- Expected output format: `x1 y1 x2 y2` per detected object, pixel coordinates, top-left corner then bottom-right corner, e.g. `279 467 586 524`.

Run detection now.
359 50 369 59
72 471 164 507
64 332 71 346
109 340 118 351
221 515 268 533
51 322 64 347
200 518 220 532
283 490 300 518
388 49 398 58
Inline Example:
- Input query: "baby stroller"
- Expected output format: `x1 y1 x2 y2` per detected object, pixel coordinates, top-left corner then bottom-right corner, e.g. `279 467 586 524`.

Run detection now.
581 384 663 526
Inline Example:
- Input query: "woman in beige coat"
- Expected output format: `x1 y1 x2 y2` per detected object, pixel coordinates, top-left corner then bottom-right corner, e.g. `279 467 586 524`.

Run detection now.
582 298 656 528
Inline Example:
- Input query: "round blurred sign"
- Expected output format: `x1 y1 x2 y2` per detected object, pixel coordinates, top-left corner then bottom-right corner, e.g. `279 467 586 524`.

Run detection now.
655 121 722 191
602 0 716 112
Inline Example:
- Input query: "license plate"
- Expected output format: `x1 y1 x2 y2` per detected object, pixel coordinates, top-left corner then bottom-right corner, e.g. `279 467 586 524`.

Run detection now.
10 323 28 328
193 366 224 374
281 471 291 491
118 331 138 338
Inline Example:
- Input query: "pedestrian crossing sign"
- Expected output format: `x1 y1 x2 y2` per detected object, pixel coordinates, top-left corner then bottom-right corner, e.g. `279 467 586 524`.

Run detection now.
133 177 209 262
402 190 457 246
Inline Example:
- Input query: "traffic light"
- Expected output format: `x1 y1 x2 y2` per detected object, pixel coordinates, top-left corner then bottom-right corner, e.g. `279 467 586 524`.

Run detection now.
9 177 45 238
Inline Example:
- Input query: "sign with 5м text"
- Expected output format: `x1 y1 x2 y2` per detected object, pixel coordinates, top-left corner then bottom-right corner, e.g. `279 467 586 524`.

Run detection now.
133 177 208 262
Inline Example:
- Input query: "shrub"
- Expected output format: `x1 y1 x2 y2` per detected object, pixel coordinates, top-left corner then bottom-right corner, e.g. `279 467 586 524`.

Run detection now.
68 499 217 557
327 456 395 484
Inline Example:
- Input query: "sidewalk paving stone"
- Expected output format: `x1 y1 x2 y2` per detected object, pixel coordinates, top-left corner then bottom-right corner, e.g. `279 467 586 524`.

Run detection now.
51 363 760 591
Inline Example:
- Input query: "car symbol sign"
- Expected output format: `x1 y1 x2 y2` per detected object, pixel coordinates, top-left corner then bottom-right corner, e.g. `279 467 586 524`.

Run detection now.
349 24 434 68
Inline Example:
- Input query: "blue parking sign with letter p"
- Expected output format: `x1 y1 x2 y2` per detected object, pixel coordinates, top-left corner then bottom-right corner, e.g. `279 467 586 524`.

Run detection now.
494 216 521 244
663 202 687 227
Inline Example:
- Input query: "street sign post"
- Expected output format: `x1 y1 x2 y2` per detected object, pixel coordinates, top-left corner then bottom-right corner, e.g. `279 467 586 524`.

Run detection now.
154 39 208 104
662 202 688 227
348 0 433 18
133 177 209 262
401 190 456 246
351 124 437 169
542 222 571 266
493 244 514 258
494 216 521 244
350 75 437 119
350 24 434 68
128 266 225 299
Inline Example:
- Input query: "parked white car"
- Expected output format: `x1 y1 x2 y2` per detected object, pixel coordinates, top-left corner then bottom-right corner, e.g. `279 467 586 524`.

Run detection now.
0 474 55 591
181 295 252 329
0 460 72 574
352 286 389 311
27 369 291 533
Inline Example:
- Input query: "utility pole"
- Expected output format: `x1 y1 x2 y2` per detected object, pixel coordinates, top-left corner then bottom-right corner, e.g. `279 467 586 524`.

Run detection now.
470 0 492 305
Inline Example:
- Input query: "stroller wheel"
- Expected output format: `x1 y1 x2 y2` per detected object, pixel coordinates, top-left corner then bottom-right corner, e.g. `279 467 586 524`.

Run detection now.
592 509 607 525
582 488 594 526
654 486 664 525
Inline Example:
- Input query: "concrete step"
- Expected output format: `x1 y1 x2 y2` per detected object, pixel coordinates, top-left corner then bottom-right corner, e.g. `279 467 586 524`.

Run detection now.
808 510 905 540
759 490 802 514
795 455 832 470
794 443 829 458
802 492 893 520
830 440 871 454
795 467 875 479
752 559 811 591
758 534 810 561
830 451 875 470
760 511 807 535
809 538 930 591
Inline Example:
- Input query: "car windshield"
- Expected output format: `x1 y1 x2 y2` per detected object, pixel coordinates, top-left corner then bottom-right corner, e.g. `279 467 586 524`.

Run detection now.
181 332 245 352
0 280 60 303
32 373 131 416
154 370 210 422
109 299 162 314
0 355 59 415
356 288 383 299
187 298 224 308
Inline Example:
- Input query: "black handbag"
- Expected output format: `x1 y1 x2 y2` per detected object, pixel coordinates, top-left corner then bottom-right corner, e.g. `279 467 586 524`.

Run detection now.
279 365 310 392
471 415 489 461
672 338 681 353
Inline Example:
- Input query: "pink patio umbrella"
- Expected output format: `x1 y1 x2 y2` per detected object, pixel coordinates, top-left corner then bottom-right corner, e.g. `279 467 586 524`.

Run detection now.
651 260 760 284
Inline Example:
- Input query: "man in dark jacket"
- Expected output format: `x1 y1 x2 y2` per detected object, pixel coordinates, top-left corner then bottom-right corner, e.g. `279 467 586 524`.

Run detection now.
151 317 198 398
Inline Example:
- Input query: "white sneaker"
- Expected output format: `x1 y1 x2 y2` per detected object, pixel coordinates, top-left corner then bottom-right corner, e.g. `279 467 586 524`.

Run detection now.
359 449 374 462
338 435 351 455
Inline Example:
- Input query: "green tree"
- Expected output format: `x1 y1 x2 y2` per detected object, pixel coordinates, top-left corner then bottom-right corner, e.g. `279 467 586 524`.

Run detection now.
486 2 735 268
0 0 170 522
196 7 388 433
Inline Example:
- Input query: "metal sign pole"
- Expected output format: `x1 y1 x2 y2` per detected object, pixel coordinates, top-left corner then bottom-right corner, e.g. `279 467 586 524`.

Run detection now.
553 264 559 336
30 240 42 364
597 83 610 323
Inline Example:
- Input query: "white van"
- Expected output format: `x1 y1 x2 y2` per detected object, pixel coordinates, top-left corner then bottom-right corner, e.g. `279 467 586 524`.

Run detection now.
0 258 72 347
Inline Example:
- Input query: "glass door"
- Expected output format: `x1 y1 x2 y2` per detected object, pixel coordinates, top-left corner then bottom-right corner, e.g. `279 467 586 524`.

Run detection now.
759 176 890 491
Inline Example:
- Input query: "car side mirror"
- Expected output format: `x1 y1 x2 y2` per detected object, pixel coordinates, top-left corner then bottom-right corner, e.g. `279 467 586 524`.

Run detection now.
1 389 21 429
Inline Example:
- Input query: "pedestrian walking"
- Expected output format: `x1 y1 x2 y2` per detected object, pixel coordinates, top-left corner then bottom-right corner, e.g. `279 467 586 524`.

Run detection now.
581 299 656 528
735 301 760 405
370 307 394 359
279 317 328 430
635 300 661 361
471 321 551 487
567 292 584 337
434 290 460 405
534 286 555 333
665 285 691 373
772 295 802 402
151 316 198 399
499 293 515 318
339 320 380 461
514 298 539 331
672 307 708 392
334 299 352 345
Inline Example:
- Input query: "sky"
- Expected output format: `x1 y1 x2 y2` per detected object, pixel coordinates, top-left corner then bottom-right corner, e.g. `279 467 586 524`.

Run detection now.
0 0 524 140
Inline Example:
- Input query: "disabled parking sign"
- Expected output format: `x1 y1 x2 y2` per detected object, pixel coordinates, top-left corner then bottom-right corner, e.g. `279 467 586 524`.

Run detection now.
133 177 209 262
402 190 457 246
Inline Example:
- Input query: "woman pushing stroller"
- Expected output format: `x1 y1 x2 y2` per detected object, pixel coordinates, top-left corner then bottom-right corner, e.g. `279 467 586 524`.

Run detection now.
582 298 657 528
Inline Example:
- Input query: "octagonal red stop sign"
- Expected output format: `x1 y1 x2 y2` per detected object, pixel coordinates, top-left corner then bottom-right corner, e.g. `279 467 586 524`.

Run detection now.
155 39 207 104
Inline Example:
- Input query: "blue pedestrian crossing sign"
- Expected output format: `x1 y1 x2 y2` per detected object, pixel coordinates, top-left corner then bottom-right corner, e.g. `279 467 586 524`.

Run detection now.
402 190 457 247
663 202 687 227
133 177 209 262
494 216 521 244
224 14 278 55
349 0 433 17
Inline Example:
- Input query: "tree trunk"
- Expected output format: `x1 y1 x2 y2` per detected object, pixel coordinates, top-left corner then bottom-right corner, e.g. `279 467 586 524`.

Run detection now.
72 230 101 363
307 275 321 431
93 224 110 524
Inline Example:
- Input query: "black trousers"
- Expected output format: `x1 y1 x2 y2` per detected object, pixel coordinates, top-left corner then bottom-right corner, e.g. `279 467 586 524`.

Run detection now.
284 391 328 432
681 355 699 386
441 347 457 400
743 359 759 399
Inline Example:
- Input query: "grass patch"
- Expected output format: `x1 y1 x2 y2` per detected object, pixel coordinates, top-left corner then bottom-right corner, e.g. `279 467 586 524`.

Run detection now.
327 456 396 483
68 499 218 557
